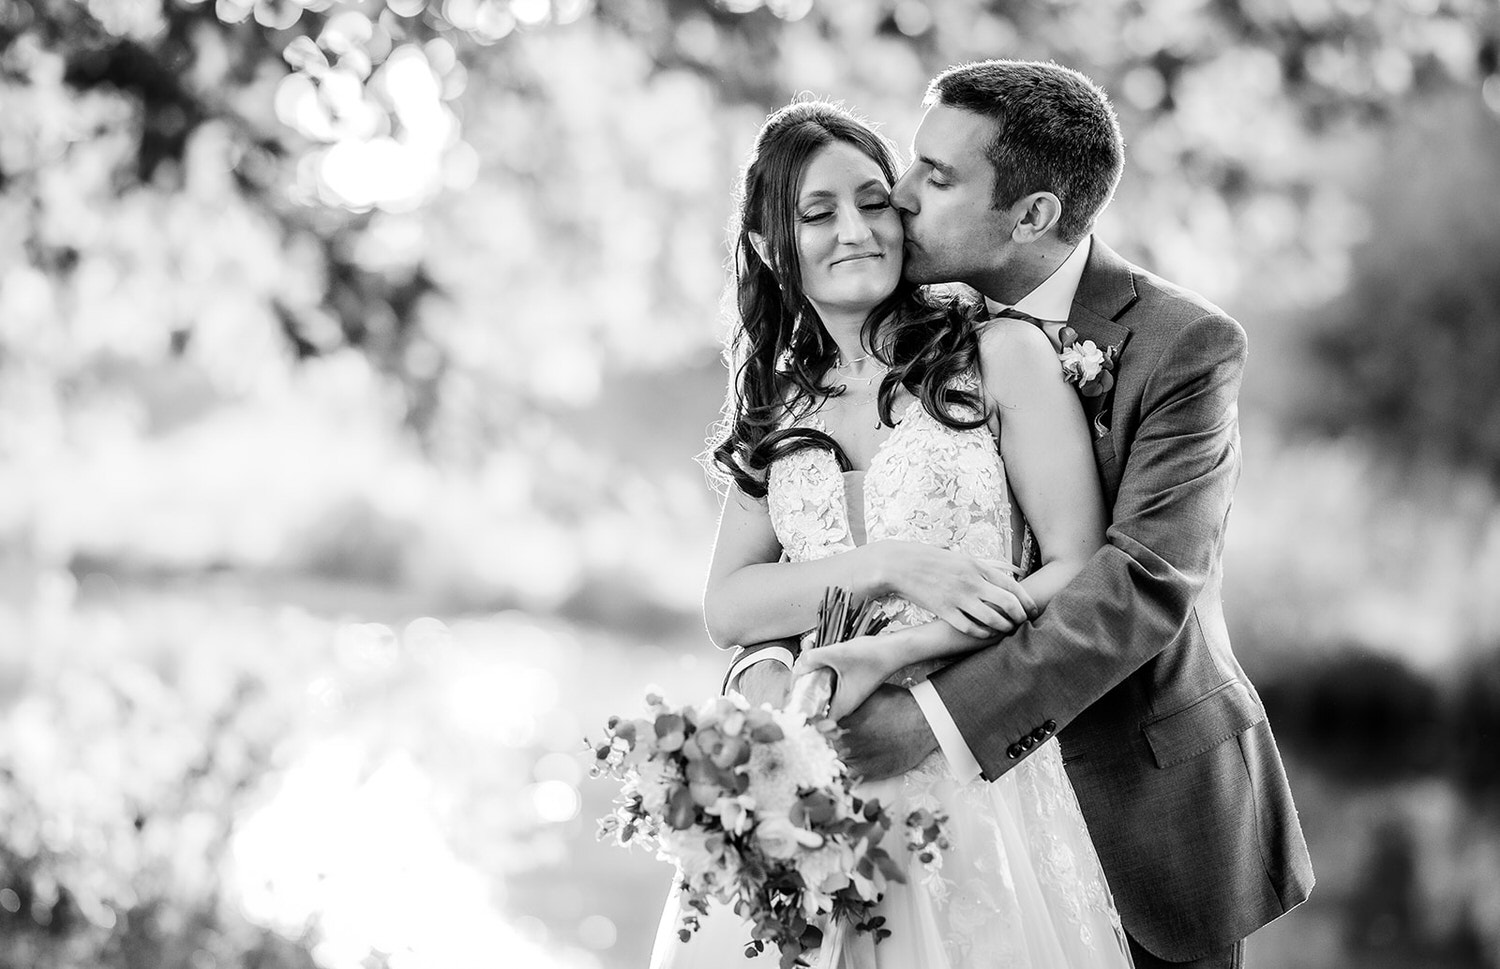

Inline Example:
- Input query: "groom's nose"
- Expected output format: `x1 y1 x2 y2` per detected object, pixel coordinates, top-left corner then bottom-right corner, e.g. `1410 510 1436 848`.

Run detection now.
891 168 919 215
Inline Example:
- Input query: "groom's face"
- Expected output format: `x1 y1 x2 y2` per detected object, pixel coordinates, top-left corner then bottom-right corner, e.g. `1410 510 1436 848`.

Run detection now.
891 104 1015 289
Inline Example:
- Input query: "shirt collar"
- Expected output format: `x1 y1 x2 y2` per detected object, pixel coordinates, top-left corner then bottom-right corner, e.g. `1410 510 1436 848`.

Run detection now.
983 235 1093 322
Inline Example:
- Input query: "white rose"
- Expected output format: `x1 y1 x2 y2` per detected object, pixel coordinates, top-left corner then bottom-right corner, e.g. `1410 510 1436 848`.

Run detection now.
1060 340 1106 383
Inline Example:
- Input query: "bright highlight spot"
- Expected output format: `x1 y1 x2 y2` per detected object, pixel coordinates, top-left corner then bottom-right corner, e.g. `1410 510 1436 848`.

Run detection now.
231 741 575 969
511 0 551 25
530 780 581 823
578 914 617 950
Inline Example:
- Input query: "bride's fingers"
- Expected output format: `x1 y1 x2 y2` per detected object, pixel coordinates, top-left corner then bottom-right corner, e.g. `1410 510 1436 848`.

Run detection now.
956 606 1007 636
972 577 1033 624
943 606 994 637
976 567 1039 619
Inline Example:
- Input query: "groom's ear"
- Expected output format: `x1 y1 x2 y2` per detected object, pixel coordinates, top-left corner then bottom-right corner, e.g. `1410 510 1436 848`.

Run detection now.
1009 192 1064 244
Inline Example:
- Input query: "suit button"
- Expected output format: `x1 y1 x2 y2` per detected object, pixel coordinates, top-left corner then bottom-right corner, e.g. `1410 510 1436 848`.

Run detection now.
1030 726 1049 742
1043 719 1057 733
1020 735 1037 751
1006 743 1022 759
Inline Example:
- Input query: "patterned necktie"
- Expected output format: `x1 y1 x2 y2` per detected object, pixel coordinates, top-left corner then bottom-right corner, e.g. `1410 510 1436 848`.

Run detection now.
988 307 1049 328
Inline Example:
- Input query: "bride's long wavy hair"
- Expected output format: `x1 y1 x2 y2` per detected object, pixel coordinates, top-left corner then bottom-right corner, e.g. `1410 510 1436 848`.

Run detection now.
709 98 987 499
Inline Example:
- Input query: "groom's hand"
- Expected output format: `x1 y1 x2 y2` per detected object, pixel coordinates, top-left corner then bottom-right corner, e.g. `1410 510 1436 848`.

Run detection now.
836 685 938 781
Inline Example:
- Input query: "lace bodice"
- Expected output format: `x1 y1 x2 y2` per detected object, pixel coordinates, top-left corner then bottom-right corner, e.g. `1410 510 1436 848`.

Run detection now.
766 373 1014 655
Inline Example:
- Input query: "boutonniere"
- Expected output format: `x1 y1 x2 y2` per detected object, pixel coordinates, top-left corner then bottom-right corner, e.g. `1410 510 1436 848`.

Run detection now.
1055 325 1119 398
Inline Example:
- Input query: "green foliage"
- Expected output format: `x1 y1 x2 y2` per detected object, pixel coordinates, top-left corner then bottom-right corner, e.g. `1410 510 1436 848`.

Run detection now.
4 0 1499 448
1301 92 1500 483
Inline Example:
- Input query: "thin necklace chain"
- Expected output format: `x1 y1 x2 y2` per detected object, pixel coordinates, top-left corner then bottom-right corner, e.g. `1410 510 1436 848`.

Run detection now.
835 342 895 370
832 349 888 385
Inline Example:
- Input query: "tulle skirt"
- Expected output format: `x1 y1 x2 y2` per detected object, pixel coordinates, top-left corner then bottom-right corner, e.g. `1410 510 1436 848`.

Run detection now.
650 741 1133 969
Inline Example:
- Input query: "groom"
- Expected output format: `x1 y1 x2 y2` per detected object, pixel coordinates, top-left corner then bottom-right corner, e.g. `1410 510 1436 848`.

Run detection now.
728 60 1313 967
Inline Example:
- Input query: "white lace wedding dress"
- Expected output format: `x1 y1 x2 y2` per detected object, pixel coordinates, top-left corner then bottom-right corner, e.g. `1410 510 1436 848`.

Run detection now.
652 377 1133 969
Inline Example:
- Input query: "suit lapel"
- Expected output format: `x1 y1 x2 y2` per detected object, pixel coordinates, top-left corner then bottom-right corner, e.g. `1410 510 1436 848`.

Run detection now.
1066 238 1137 466
1066 237 1136 349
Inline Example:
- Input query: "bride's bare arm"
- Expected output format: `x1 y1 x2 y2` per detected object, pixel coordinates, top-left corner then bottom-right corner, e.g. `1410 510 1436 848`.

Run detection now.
705 488 1032 649
984 318 1109 610
705 487 870 648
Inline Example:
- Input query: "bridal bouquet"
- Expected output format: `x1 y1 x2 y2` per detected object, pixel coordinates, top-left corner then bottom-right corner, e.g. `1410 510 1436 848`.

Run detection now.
592 590 946 967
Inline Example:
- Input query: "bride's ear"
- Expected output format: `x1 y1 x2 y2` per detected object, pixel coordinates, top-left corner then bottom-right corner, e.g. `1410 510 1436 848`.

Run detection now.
747 231 773 270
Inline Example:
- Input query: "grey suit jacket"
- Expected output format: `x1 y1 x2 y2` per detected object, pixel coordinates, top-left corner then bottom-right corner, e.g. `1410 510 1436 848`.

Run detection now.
723 238 1314 959
929 238 1313 960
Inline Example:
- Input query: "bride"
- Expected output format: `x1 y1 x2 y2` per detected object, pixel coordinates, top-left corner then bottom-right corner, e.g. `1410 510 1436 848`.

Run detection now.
651 98 1133 969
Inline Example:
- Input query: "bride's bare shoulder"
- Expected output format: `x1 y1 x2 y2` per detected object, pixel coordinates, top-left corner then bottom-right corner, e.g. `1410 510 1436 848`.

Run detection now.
975 318 1062 400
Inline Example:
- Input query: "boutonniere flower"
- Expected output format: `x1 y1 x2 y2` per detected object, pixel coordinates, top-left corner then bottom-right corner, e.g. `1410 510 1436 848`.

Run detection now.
1055 325 1119 398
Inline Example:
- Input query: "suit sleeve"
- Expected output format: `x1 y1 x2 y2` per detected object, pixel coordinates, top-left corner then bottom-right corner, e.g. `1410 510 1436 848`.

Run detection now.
929 311 1248 780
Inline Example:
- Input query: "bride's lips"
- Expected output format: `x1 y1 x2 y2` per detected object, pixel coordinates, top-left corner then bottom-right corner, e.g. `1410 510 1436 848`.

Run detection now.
830 252 885 266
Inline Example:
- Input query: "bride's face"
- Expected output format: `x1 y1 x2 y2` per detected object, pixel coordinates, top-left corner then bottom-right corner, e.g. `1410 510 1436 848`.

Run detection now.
793 141 904 318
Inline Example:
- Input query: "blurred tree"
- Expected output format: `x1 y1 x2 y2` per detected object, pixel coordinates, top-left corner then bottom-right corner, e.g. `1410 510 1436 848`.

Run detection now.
3 0 1499 450
1300 91 1500 483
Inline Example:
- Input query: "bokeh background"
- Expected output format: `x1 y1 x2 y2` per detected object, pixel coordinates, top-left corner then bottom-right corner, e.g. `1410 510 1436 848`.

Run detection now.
4 0 1500 966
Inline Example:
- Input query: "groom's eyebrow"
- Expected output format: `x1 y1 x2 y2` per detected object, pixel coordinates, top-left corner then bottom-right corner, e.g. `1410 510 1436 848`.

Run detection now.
917 154 955 176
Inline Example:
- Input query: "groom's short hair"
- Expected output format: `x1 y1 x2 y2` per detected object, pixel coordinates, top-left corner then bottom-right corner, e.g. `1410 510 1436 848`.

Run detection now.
926 59 1123 245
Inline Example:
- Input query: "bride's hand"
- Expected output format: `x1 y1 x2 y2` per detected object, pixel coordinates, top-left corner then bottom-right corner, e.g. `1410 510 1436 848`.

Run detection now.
794 637 886 722
871 541 1038 637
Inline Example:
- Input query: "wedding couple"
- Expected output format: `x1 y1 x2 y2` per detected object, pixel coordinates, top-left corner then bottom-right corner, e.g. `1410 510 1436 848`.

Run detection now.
654 59 1313 969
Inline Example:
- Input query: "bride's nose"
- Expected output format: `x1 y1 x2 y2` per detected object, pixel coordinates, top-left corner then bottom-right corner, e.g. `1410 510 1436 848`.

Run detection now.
835 205 875 245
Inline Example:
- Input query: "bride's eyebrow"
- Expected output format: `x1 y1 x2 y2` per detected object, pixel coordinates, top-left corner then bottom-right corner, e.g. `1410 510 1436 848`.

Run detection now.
799 179 888 204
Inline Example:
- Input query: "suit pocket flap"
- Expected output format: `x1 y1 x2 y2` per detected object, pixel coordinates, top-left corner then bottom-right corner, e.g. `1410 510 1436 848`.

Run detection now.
1141 680 1265 769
